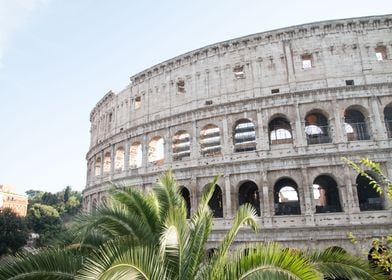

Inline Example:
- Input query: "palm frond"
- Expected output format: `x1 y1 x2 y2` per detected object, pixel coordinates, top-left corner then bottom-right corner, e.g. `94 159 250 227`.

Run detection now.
76 237 169 280
309 247 385 280
224 243 320 280
0 249 82 280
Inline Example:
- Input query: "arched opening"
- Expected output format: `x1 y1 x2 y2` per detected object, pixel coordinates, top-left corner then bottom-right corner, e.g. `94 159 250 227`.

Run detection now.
384 104 392 138
274 178 301 215
180 187 191 219
233 119 256 152
344 108 370 141
172 130 191 160
94 157 101 177
208 184 223 218
238 181 260 216
103 152 111 173
304 112 331 144
129 142 142 168
356 172 383 211
148 136 164 164
313 175 342 213
200 124 221 156
269 117 293 145
114 147 125 170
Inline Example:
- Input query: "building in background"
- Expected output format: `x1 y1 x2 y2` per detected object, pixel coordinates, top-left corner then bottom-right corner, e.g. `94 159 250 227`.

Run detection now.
84 14 392 254
0 185 28 216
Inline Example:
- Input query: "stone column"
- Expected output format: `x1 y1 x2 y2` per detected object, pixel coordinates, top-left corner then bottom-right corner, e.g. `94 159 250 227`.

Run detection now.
332 98 344 143
260 169 272 228
256 110 268 150
301 168 315 225
191 121 200 159
294 102 306 147
224 174 233 218
370 96 385 140
222 118 231 155
110 145 115 180
124 140 130 172
165 128 172 165
142 134 148 171
343 165 360 219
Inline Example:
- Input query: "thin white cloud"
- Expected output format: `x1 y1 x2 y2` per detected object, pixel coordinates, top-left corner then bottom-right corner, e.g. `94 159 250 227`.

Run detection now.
0 0 49 68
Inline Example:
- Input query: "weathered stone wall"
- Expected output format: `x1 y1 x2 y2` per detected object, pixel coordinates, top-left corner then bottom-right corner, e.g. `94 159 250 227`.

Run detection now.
84 15 392 254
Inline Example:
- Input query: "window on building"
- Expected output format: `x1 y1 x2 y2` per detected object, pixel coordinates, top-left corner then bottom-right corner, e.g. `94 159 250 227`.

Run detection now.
233 119 256 152
148 136 164 164
269 117 293 145
108 112 113 122
304 112 331 144
103 152 111 173
129 142 142 168
207 184 223 218
345 80 354 86
344 108 370 141
134 96 141 109
313 175 342 213
274 178 301 215
180 187 191 219
301 54 312 69
200 124 221 156
238 181 260 216
375 46 387 61
94 157 101 177
234 65 245 79
114 147 125 171
356 171 383 211
177 80 185 94
172 130 191 160
384 104 392 138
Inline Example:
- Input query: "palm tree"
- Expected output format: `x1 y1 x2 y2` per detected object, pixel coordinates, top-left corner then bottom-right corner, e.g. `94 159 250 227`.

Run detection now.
0 170 385 279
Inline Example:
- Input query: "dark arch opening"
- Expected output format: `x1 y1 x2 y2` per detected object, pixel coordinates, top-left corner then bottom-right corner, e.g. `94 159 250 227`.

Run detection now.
269 117 293 145
313 175 342 213
384 105 392 138
238 181 261 216
208 185 223 218
233 119 256 152
304 112 331 144
180 187 191 219
274 178 301 215
356 172 383 211
345 108 370 141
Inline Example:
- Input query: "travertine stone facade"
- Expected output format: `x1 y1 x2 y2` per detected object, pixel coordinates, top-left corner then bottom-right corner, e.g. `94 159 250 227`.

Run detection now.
84 15 392 254
0 185 28 217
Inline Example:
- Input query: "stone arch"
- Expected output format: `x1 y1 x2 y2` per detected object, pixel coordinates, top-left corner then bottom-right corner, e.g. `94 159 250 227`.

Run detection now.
268 115 293 145
356 171 383 211
129 142 142 168
344 106 370 141
148 136 164 164
313 175 342 213
103 152 111 173
200 124 221 156
180 186 191 218
94 157 101 177
274 178 301 215
304 110 331 144
114 146 125 170
233 119 256 152
206 184 223 218
238 180 260 216
384 103 392 138
172 130 191 160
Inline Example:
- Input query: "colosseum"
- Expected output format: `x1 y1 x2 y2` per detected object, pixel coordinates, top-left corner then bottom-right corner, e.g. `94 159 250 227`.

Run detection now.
84 14 392 254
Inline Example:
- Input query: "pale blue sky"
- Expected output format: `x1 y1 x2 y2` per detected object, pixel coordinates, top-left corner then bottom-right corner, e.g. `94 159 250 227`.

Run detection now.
0 0 391 194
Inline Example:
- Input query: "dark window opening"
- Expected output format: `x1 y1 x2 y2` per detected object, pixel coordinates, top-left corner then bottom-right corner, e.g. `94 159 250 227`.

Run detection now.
345 80 354 86
208 185 223 218
344 109 370 141
375 46 387 61
271 88 280 94
238 181 260 216
200 124 221 156
233 119 256 152
172 131 191 160
274 178 301 215
357 172 383 211
301 54 312 69
177 80 185 94
269 117 293 145
304 113 331 144
134 96 141 109
313 175 342 213
234 65 245 79
384 105 392 138
180 187 191 219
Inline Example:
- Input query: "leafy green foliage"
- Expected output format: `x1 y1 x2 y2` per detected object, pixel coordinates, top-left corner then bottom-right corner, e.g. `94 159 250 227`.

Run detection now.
343 157 392 276
0 208 28 256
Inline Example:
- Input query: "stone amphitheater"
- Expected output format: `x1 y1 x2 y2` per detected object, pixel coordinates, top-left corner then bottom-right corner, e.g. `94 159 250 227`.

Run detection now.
84 14 392 254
